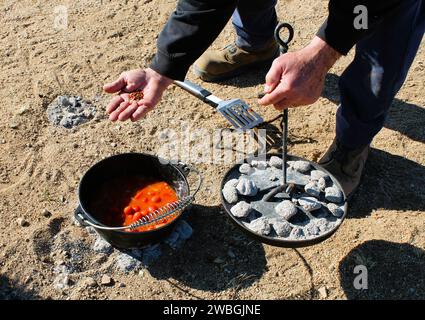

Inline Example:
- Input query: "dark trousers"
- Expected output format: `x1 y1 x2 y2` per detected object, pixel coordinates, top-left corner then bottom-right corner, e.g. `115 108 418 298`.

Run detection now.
233 0 425 148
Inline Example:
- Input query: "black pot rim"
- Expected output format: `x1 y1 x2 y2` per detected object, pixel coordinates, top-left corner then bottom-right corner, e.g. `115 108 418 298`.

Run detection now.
77 152 190 235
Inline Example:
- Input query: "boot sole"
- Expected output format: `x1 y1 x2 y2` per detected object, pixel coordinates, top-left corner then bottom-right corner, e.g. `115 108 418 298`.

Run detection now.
192 55 278 83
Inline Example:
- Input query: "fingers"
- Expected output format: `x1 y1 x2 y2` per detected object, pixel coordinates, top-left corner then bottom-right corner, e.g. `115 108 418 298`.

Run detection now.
258 81 291 106
117 102 139 121
106 95 124 114
103 74 126 93
109 101 130 121
131 105 152 122
264 59 283 93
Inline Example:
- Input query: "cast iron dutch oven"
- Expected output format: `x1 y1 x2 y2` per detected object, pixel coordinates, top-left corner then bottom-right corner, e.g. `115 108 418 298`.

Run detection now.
75 153 201 249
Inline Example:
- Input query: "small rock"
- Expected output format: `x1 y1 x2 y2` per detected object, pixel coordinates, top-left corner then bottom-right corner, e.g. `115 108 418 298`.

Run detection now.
93 237 112 254
304 182 321 198
100 275 113 286
115 253 141 272
230 201 252 218
82 277 97 288
275 200 298 220
269 156 283 168
236 176 258 196
238 163 252 174
250 160 268 169
53 274 70 290
298 197 322 211
304 223 320 236
318 286 328 299
111 142 117 147
17 218 29 227
327 203 344 218
42 209 52 218
325 187 343 203
9 118 20 129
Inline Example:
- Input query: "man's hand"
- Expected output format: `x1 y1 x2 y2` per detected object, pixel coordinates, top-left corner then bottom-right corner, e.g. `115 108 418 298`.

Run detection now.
258 36 341 110
103 68 173 121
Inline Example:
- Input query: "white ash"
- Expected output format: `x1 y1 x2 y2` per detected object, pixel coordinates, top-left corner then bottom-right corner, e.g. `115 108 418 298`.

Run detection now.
92 237 112 254
222 179 239 203
250 160 268 170
304 182 321 198
53 273 71 291
115 252 142 272
290 227 304 239
289 160 311 173
269 156 283 168
325 187 344 203
275 200 298 220
230 201 252 218
248 217 271 235
327 203 344 218
310 170 329 181
47 95 96 129
239 163 253 174
236 176 258 196
270 219 293 237
317 177 327 190
304 223 320 237
298 196 322 211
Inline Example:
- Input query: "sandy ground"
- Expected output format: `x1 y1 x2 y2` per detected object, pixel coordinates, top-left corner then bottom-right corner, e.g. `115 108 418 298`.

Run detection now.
0 0 424 300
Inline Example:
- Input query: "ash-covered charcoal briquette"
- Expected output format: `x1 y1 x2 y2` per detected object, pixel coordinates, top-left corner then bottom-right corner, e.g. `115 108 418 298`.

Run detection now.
325 187 343 203
327 203 344 218
304 223 320 237
298 196 322 211
304 182 321 198
268 156 283 168
317 177 327 190
222 179 239 204
310 170 329 181
239 163 252 175
275 200 298 220
230 201 252 218
290 226 304 239
249 217 271 235
290 160 311 173
250 160 268 170
270 219 292 237
236 176 258 196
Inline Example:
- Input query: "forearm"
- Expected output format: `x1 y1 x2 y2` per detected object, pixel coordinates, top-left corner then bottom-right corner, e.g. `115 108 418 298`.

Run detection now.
150 0 237 80
317 0 404 55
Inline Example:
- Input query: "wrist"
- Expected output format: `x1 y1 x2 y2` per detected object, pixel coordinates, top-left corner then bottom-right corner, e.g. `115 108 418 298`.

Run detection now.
306 36 341 71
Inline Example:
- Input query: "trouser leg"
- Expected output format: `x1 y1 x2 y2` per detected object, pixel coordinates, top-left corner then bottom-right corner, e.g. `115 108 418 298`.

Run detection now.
232 0 278 51
336 0 425 148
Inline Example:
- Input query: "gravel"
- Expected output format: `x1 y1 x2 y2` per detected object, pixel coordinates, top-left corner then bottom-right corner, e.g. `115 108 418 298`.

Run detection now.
47 95 96 129
275 200 298 220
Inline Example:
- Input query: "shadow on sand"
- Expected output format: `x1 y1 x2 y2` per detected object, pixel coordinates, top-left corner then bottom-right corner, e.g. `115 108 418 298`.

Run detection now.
339 240 425 299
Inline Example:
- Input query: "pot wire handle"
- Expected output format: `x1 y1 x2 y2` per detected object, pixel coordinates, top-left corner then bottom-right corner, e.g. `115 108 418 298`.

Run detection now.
76 163 203 231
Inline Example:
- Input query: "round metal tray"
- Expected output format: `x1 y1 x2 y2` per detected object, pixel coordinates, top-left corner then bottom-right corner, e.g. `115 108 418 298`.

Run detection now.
220 153 348 248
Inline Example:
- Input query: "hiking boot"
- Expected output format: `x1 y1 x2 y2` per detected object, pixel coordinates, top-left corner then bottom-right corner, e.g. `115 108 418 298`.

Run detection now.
318 138 370 199
193 41 279 82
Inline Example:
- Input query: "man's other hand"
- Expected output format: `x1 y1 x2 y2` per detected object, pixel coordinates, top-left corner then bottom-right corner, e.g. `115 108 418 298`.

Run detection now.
258 36 341 110
103 68 173 122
